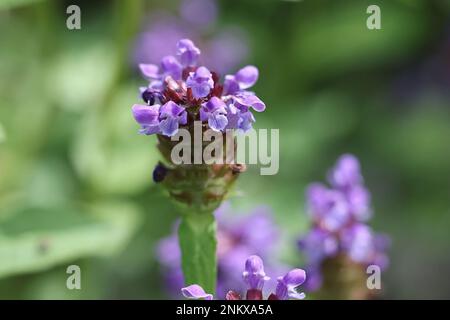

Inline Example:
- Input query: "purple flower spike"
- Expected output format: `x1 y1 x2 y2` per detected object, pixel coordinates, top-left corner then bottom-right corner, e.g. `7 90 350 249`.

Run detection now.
159 101 187 136
328 154 363 189
275 269 306 300
181 284 213 300
132 104 161 135
161 55 183 80
242 255 270 290
186 66 214 99
177 39 201 67
235 65 259 89
200 96 228 131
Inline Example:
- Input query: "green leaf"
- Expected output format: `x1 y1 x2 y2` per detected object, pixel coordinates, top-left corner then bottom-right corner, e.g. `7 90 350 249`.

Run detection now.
178 212 217 294
0 202 140 279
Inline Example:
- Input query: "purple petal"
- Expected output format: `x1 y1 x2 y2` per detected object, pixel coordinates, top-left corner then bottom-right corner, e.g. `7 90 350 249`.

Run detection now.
208 113 228 131
186 66 214 99
234 92 266 112
237 111 256 132
195 66 212 79
235 65 259 89
177 38 201 67
223 75 240 95
139 64 159 79
242 255 270 290
132 104 160 125
160 101 185 117
275 269 306 300
203 96 226 113
160 116 180 137
181 284 213 300
139 124 160 135
161 55 182 80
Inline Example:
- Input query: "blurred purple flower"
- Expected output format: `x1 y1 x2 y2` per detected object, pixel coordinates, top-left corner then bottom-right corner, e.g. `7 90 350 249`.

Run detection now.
181 255 306 300
156 203 283 299
298 154 390 292
179 0 218 29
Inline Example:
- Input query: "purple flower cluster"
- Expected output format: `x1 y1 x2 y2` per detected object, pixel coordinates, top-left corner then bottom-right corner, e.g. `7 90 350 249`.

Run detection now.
182 255 306 300
156 203 283 299
298 154 390 291
132 39 265 137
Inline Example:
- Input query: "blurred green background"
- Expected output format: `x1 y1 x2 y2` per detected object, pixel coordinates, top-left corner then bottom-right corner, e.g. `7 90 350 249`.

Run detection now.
1 0 450 299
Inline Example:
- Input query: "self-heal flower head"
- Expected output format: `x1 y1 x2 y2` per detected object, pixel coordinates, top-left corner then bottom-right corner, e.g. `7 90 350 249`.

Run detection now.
132 39 266 136
181 284 213 300
273 269 306 300
177 38 201 67
242 255 270 291
200 96 228 131
159 101 187 136
181 255 306 300
186 66 214 99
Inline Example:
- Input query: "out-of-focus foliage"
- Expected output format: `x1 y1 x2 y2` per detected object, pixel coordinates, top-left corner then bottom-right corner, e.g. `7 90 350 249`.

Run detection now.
0 0 449 299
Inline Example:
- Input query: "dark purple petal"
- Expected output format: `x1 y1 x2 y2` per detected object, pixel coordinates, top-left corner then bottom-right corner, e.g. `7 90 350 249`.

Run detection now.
181 284 213 300
177 38 201 67
203 96 226 113
235 65 259 89
139 64 159 79
223 75 240 95
242 255 270 290
160 101 185 117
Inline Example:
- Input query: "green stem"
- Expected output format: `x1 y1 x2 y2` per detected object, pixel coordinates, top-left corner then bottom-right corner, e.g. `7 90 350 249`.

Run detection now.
178 211 217 294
